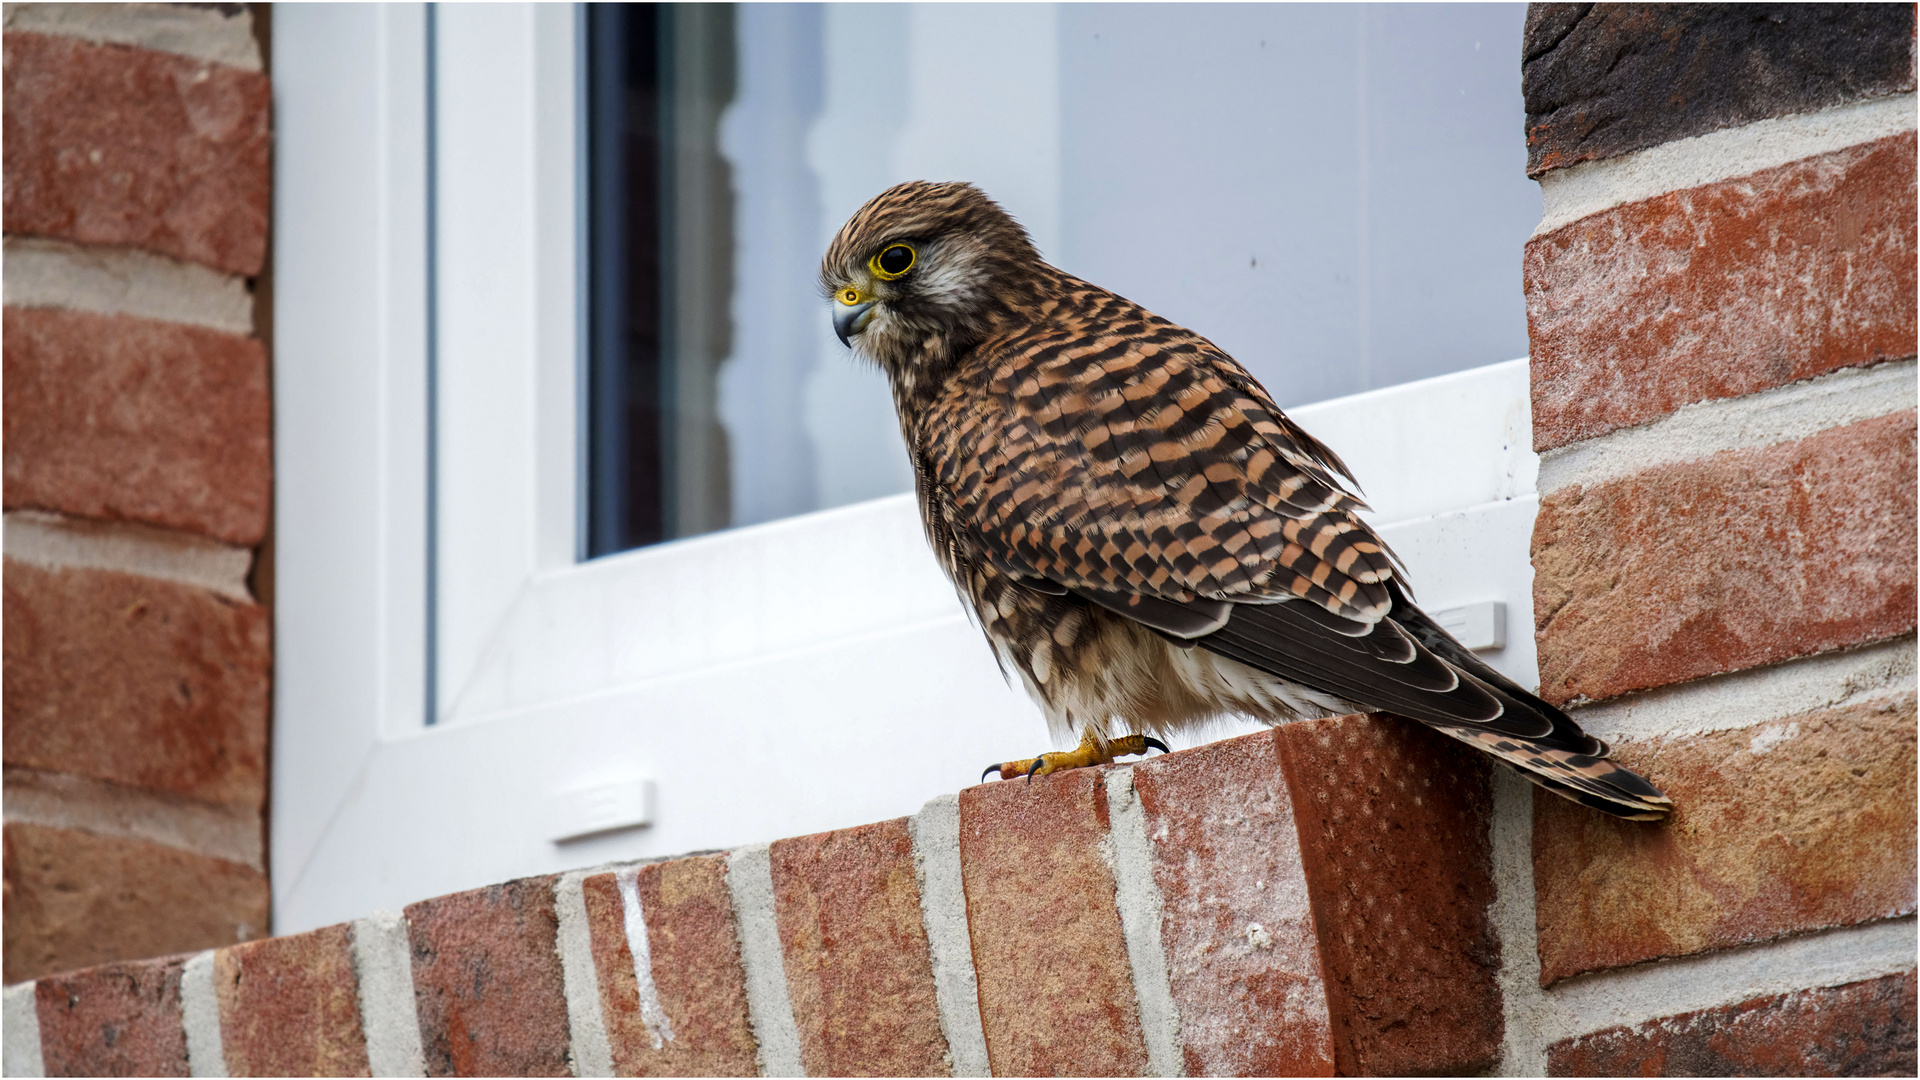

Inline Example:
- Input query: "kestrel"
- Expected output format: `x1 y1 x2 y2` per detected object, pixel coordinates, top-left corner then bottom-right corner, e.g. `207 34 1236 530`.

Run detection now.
821 181 1669 819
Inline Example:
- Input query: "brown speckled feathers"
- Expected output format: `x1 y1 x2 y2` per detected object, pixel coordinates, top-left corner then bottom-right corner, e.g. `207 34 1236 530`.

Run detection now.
822 181 1670 819
933 288 1397 620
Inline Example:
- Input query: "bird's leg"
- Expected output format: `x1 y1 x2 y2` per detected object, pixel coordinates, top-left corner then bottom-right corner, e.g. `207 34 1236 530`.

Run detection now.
982 731 1170 783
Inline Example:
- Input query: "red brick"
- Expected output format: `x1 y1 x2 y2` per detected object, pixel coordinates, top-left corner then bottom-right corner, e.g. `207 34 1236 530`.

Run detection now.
769 818 949 1077
1272 714 1504 1076
405 876 572 1077
1532 412 1917 706
1533 697 1917 985
1526 134 1917 450
580 856 758 1077
959 767 1150 1077
3 823 268 984
34 955 190 1077
2 32 270 275
214 924 370 1077
1546 972 1918 1077
3 559 269 810
3 307 271 546
1130 731 1335 1077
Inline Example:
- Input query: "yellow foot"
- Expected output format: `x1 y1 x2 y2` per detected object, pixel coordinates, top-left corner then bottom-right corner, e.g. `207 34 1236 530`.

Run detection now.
982 730 1170 784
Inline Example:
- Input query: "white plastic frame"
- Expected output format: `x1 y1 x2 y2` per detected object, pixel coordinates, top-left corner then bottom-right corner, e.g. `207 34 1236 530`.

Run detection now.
271 4 1543 935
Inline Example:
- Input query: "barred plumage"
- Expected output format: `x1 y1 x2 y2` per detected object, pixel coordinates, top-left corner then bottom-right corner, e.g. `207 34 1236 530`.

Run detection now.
822 180 1670 819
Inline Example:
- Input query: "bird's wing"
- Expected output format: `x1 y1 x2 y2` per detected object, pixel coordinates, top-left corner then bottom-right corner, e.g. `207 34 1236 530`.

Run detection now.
931 305 1402 623
927 302 1593 734
923 284 1669 819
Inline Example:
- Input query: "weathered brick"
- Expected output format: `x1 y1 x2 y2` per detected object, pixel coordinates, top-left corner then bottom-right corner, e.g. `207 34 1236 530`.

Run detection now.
406 877 571 1078
580 856 758 1077
769 818 949 1077
3 306 271 546
1546 971 1918 1077
1533 413 1917 706
1526 135 1917 450
3 560 269 810
959 767 1149 1077
1131 730 1335 1077
1522 4 1916 176
1534 696 1917 985
2 31 270 275
3 823 267 984
214 924 370 1078
0 3 262 71
33 955 190 1077
1272 714 1503 1076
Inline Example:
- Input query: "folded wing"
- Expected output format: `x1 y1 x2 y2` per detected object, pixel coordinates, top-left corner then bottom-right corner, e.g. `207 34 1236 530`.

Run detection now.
931 286 1670 819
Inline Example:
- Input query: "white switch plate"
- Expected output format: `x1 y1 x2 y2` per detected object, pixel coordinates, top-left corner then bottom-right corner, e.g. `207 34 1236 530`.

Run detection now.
543 779 656 844
1433 600 1507 652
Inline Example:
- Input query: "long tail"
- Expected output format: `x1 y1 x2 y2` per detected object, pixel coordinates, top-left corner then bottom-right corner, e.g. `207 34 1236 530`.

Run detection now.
1426 723 1670 820
1386 591 1671 820
1197 580 1672 820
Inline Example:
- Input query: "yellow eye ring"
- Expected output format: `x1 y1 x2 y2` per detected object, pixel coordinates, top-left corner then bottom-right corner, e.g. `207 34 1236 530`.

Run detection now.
869 243 916 280
838 287 862 305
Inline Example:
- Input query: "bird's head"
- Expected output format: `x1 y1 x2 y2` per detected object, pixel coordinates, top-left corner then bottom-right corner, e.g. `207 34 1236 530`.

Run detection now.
820 181 1043 388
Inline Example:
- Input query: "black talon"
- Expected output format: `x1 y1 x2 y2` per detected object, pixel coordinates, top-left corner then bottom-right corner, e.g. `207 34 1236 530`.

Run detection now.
1025 757 1047 785
981 763 1003 783
1142 736 1171 756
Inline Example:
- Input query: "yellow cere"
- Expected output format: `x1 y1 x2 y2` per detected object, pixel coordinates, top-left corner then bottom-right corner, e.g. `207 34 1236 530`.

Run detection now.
839 287 863 305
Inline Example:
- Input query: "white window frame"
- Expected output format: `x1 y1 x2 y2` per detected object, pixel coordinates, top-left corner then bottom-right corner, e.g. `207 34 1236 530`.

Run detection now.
271 3 1543 936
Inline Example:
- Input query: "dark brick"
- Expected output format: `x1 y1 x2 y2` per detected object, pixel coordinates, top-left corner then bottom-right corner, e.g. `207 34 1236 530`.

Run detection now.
1523 3 1916 176
1272 714 1504 1076
1526 135 1917 450
34 955 191 1077
770 819 950 1077
214 924 370 1077
1533 413 1918 706
580 856 759 1077
406 877 571 1078
4 823 268 985
1547 972 1918 1076
1130 731 1336 1077
1533 697 1917 985
3 306 272 546
959 767 1150 1077
2 31 270 274
3 559 270 811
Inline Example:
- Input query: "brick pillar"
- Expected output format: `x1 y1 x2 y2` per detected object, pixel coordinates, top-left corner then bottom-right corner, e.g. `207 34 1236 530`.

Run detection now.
1515 4 1917 1072
3 3 274 983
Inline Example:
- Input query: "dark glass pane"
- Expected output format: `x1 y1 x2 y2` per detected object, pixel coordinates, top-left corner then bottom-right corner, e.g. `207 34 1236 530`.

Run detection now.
587 3 736 557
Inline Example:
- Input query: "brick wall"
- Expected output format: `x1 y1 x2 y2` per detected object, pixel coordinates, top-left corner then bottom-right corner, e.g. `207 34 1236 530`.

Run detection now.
2 3 274 985
0 719 1516 1078
1509 2 1918 1072
2 721 1909 1077
3 4 1915 1078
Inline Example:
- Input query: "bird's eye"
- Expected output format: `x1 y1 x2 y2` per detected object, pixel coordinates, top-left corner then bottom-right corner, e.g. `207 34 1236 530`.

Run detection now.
870 243 916 280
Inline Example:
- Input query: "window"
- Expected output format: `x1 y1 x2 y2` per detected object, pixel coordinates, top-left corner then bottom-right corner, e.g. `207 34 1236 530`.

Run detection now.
585 4 736 552
272 4 1545 935
579 3 1539 558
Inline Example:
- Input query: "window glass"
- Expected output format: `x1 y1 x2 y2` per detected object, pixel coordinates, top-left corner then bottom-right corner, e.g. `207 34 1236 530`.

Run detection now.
586 2 1538 557
586 3 737 554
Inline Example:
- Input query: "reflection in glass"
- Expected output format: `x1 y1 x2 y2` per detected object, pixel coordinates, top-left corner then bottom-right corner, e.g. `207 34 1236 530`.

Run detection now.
586 3 736 555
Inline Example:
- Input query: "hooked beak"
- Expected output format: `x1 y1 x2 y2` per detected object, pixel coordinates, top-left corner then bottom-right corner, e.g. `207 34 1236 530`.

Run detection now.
833 300 875 347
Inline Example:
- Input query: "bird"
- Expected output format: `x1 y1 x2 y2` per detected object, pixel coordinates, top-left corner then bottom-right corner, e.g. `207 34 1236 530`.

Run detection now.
820 180 1670 820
